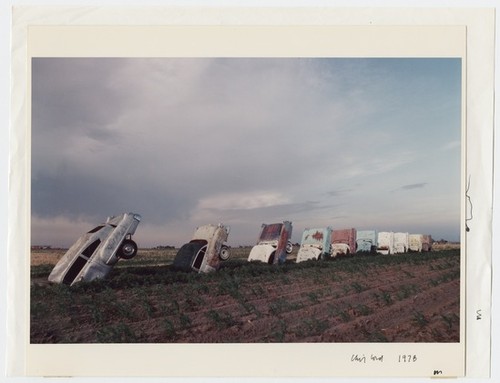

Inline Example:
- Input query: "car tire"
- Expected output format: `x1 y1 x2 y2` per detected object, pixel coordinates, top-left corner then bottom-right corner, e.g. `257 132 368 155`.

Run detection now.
219 245 230 261
286 241 293 254
119 239 138 259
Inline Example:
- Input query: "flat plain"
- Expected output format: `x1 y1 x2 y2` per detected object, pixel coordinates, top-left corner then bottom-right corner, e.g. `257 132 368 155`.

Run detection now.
30 245 460 343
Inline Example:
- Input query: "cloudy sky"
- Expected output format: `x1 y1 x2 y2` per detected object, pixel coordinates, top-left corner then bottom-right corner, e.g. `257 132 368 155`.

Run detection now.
31 58 462 247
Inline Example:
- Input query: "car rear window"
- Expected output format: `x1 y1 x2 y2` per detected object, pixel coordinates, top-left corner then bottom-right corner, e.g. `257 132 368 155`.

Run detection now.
82 239 101 257
260 224 282 241
62 256 88 285
87 225 105 233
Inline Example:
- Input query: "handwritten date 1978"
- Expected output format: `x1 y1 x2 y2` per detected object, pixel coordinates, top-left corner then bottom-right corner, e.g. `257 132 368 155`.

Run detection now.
398 354 418 363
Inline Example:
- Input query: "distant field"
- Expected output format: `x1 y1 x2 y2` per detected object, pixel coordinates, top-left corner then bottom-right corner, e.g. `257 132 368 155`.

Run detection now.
31 247 460 343
431 242 461 251
31 243 459 267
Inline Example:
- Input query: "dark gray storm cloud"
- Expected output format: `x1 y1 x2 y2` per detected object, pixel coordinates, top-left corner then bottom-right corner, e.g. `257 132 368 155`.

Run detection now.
32 58 129 141
31 173 191 224
31 58 348 223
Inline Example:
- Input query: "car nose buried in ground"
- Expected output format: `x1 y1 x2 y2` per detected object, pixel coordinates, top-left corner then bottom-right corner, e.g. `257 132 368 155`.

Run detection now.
356 230 378 254
48 212 142 286
296 227 332 263
331 228 357 258
172 223 231 273
247 221 293 264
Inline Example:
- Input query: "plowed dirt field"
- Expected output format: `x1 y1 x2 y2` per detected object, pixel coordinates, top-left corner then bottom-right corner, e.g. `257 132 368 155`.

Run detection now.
30 248 460 343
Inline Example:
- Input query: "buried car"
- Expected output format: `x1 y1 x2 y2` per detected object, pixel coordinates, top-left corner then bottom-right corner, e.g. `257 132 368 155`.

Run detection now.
356 230 377 254
247 221 293 264
48 213 142 286
377 231 395 255
296 227 332 263
331 228 357 258
409 234 433 252
172 224 230 273
394 232 409 254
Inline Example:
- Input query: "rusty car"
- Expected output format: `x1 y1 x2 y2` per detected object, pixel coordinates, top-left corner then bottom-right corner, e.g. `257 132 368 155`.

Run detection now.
48 212 142 286
331 228 357 257
172 223 231 273
247 221 293 264
296 227 332 263
409 234 433 252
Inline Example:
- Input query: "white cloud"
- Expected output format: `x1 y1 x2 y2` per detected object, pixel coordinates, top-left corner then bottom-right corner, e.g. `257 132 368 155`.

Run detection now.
198 191 291 210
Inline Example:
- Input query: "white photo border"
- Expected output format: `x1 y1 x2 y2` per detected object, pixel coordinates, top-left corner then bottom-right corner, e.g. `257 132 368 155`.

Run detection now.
8 6 494 378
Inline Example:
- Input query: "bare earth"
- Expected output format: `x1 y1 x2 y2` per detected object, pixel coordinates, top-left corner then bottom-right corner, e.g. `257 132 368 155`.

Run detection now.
30 248 460 343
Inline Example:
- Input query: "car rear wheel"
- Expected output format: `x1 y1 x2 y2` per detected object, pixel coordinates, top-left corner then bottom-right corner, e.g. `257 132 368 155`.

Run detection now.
119 239 138 259
286 241 293 254
219 245 230 261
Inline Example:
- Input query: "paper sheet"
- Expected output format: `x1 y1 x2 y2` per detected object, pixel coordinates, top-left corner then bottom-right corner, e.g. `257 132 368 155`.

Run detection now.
7 6 494 378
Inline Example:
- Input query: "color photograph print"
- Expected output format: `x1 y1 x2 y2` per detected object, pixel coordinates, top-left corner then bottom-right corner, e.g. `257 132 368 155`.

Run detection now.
30 57 462 345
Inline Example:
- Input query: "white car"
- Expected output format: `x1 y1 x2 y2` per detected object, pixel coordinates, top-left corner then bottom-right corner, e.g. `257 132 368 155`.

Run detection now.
172 224 231 273
48 213 141 285
247 221 293 264
377 231 395 255
394 232 409 253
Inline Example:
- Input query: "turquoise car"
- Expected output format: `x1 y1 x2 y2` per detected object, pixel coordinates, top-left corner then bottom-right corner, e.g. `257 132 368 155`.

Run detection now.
296 227 332 263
